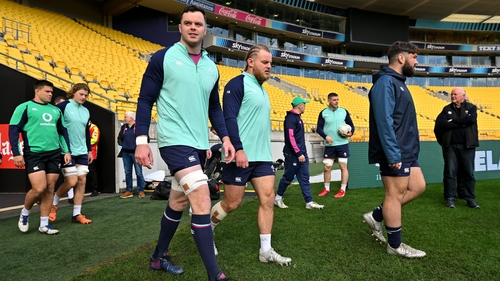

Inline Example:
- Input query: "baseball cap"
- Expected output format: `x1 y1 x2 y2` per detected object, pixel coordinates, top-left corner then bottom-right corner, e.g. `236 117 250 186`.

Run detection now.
291 97 310 107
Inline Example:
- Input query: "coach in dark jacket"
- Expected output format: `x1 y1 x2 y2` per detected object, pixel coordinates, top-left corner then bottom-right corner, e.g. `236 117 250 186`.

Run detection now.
434 87 480 209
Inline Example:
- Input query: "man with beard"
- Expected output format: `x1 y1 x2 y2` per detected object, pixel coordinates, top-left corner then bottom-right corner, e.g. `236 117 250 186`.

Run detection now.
362 42 427 258
210 44 292 266
134 5 234 281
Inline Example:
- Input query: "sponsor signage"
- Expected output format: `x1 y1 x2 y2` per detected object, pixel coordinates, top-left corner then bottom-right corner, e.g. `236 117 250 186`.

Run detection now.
272 50 304 62
411 42 474 51
414 66 500 75
478 45 500 52
215 38 253 52
176 0 215 12
321 57 349 66
214 6 266 26
213 37 354 67
0 124 23 170
271 21 344 40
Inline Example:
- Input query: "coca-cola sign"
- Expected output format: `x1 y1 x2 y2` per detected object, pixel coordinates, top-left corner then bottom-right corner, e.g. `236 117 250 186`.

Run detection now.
214 5 266 26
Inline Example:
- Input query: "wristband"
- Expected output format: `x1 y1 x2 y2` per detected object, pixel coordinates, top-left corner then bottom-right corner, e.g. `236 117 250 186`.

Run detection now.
136 136 148 145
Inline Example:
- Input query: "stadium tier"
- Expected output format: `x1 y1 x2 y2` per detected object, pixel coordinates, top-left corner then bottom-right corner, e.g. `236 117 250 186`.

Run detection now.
0 0 162 116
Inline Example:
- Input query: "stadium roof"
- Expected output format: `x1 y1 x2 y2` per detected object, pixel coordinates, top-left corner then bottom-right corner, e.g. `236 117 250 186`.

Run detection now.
311 0 500 22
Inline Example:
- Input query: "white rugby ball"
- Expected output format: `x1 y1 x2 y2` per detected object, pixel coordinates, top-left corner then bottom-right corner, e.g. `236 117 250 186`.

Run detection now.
338 124 352 136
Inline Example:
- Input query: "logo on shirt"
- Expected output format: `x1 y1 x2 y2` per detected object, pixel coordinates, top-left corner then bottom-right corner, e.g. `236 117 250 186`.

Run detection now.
32 108 38 111
448 111 452 115
293 163 297 166
465 110 469 114
226 90 231 94
40 113 55 127
176 60 183 66
235 177 242 182
188 155 196 162
400 87 405 91
42 113 53 122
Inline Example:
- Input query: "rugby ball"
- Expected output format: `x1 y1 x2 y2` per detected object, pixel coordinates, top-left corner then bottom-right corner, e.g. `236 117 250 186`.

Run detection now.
338 124 352 136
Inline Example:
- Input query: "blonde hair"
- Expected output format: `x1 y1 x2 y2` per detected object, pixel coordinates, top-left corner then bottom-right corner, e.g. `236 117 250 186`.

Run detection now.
244 44 271 71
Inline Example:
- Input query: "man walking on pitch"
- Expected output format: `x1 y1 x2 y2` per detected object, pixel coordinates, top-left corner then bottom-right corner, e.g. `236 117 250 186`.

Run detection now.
210 44 292 266
134 5 235 281
10 80 71 235
363 41 426 258
274 96 324 210
50 83 93 225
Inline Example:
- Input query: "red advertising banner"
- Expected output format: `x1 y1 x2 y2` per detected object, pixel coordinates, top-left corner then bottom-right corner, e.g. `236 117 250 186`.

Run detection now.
214 5 266 26
0 124 24 169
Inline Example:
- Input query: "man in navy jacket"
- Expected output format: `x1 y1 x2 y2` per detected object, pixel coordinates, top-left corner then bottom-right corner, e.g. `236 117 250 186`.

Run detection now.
362 41 427 259
274 97 324 210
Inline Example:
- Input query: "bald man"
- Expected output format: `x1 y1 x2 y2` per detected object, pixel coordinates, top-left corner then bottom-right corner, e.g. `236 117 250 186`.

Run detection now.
434 87 480 209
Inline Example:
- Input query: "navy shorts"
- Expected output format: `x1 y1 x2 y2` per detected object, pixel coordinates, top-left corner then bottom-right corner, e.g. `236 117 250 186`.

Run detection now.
61 154 89 168
379 160 420 177
159 145 206 175
24 149 61 175
324 144 350 159
221 161 275 186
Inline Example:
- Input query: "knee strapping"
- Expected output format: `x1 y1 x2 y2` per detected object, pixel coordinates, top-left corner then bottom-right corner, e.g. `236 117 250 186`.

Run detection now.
170 177 182 192
338 157 348 164
210 201 227 223
178 170 208 195
323 159 334 167
76 165 89 176
62 166 77 177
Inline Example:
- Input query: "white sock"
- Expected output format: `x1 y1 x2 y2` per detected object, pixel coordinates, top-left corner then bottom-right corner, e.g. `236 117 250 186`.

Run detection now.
260 234 272 253
73 205 82 216
324 183 330 191
275 194 282 201
40 216 49 227
21 207 31 216
53 194 61 206
340 184 347 191
67 188 74 199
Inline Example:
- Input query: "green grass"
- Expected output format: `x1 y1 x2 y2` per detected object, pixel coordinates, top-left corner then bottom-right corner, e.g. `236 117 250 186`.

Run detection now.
1 165 499 281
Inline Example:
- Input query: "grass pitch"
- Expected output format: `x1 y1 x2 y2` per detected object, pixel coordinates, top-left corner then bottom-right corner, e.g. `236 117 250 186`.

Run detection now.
1 164 499 281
